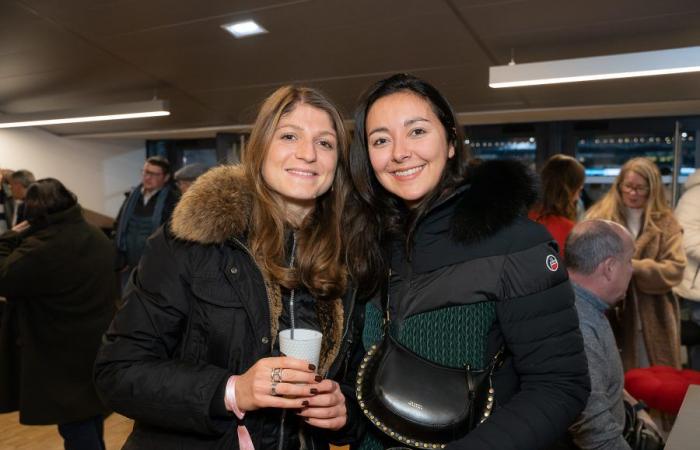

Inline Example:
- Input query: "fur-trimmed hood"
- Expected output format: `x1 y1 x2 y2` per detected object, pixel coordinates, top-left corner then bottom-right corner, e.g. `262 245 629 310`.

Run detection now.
170 165 344 376
171 165 251 243
452 159 538 243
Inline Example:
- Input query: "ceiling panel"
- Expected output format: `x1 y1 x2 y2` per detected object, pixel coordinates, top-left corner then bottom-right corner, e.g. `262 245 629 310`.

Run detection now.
20 0 299 37
2 0 700 137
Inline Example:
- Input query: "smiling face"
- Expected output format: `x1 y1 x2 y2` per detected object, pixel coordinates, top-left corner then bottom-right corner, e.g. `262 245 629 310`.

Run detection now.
365 91 454 207
261 103 338 221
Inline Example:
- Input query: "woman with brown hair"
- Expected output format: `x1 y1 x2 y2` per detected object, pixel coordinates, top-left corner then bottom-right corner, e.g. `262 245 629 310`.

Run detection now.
95 86 364 449
529 154 586 255
586 157 686 370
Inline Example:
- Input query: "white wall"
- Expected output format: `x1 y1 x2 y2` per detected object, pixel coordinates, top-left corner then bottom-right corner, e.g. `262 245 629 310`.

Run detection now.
0 127 145 217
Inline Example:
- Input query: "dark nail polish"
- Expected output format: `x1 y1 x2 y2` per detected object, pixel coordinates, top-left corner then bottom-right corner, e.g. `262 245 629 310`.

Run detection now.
308 364 316 371
310 388 318 395
302 400 309 406
314 375 322 382
304 417 310 422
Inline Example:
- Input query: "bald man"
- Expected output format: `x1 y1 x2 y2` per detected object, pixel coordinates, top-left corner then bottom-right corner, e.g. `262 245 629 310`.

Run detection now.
565 219 634 450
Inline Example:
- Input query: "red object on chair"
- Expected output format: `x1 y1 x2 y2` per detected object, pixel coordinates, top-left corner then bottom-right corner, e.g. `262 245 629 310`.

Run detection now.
625 366 700 414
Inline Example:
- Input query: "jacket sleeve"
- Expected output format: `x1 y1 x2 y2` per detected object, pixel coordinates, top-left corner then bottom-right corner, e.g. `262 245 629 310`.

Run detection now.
675 185 700 263
633 221 686 295
94 227 231 436
569 326 631 450
449 241 590 450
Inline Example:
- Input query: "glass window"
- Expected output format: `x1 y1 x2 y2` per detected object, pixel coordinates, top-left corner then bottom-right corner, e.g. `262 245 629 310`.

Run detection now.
468 137 537 164
182 149 218 168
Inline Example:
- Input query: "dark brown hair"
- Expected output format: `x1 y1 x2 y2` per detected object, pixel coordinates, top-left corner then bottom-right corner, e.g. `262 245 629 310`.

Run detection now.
243 85 349 300
532 154 585 221
146 155 171 176
24 178 77 223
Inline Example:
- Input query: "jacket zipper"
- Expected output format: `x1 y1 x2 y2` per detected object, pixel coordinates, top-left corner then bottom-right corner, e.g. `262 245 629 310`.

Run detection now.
289 233 297 335
278 232 297 450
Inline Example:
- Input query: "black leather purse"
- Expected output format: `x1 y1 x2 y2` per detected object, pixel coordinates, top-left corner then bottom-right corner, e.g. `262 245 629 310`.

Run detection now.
356 274 504 449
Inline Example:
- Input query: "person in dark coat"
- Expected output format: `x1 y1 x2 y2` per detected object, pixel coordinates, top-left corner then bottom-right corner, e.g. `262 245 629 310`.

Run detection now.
94 86 364 450
0 178 117 449
344 74 590 450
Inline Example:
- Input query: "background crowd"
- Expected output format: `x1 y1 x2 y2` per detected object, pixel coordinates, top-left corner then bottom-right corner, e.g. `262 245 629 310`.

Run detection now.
0 75 698 450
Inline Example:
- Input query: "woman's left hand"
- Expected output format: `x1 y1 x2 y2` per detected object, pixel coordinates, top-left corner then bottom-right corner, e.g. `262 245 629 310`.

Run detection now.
296 379 347 430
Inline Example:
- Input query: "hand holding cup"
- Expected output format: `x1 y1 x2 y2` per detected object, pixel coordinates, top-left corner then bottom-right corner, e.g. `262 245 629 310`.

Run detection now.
234 356 321 412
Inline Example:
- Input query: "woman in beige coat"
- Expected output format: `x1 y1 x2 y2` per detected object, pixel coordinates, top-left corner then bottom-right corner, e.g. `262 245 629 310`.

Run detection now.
587 157 686 370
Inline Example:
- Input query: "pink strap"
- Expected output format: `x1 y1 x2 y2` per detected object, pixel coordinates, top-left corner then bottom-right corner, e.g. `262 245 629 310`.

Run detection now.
225 375 255 450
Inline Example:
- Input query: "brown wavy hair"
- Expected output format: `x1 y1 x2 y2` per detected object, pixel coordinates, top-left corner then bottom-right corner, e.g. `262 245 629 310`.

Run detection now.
585 157 671 233
532 154 585 221
242 85 349 300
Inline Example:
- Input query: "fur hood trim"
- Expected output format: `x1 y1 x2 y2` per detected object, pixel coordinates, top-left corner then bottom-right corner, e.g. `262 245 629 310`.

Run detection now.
171 165 251 244
171 164 345 375
452 159 538 243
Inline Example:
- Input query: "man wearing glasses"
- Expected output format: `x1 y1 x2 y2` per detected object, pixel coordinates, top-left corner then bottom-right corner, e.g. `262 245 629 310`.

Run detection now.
114 156 179 290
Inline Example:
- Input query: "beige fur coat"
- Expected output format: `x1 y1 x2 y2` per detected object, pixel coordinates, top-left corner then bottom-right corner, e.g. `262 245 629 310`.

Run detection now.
612 211 686 370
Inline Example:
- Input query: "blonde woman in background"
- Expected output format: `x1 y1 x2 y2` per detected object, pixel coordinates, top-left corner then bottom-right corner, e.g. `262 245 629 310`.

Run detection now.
586 157 686 370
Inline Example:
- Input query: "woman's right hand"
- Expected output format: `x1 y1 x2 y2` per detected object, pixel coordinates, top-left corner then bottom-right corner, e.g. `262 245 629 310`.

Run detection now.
234 356 321 412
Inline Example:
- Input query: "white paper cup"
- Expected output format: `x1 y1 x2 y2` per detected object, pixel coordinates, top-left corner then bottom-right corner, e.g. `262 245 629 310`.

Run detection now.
279 328 322 369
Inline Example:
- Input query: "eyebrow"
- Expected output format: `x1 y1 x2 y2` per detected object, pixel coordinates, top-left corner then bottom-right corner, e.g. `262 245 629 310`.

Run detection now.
276 123 336 138
367 116 430 137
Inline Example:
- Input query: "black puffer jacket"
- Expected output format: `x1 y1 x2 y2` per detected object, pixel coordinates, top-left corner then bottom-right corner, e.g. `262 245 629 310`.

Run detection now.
363 160 590 450
94 166 364 450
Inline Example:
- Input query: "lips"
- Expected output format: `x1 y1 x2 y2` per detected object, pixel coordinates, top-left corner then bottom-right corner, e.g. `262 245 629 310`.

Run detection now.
391 164 425 177
286 168 317 177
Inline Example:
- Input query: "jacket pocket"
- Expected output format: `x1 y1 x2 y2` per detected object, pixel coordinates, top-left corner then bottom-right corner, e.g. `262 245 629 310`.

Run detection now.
187 279 246 369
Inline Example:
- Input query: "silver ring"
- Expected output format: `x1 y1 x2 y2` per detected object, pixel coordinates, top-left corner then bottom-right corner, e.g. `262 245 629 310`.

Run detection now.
270 382 279 396
271 367 283 383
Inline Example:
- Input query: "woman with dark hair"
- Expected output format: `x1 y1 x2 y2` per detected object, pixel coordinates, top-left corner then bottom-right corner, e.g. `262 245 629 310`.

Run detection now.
0 178 116 449
94 86 364 449
345 74 589 449
529 154 586 255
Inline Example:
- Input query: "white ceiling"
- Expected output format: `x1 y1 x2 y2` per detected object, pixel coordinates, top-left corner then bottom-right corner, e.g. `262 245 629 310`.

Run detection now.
3 0 700 138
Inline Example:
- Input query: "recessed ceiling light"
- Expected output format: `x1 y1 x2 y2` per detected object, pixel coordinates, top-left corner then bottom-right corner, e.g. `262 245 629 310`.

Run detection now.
221 20 268 38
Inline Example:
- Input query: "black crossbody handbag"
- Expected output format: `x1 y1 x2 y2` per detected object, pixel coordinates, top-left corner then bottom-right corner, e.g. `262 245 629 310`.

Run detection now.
356 273 505 449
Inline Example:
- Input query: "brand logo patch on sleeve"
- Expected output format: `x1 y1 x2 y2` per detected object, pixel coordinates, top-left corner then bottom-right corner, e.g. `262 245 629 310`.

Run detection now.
546 254 559 272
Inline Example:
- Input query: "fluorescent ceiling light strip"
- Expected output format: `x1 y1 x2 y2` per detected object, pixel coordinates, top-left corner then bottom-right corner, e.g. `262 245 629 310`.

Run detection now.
0 100 169 129
0 111 169 129
489 46 700 88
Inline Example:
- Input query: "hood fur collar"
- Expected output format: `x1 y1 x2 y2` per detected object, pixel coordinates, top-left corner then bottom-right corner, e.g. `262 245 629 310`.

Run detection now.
452 159 538 243
171 165 251 244
170 165 344 376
